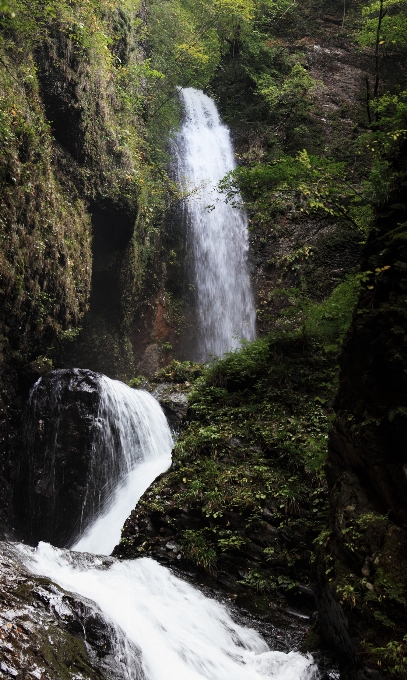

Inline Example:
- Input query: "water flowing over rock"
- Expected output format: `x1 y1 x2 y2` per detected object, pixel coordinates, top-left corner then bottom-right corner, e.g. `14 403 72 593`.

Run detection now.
173 87 256 362
0 541 143 680
19 542 319 680
13 369 172 551
8 368 319 680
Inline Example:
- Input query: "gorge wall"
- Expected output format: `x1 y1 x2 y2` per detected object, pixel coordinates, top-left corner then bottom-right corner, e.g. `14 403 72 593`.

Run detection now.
316 145 407 676
1 0 407 678
0 0 174 534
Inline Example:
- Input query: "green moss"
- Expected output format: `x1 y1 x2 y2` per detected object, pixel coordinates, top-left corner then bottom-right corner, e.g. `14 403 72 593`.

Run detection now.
117 295 357 593
0 50 92 362
36 623 103 679
152 359 205 384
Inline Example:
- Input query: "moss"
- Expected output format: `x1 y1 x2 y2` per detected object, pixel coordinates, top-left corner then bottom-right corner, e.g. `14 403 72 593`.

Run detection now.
0 0 186 383
35 623 104 679
152 359 205 384
116 316 350 600
0 48 92 362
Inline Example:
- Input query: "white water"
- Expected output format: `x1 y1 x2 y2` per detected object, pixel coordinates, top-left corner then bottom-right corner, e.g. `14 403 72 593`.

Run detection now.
22 544 318 680
72 379 173 555
174 87 257 362
72 458 170 556
16 372 319 680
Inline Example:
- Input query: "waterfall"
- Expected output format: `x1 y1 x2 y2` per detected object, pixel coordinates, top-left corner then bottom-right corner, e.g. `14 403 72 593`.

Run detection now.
174 87 257 362
15 369 173 552
21 544 318 680
14 369 319 680
72 378 173 555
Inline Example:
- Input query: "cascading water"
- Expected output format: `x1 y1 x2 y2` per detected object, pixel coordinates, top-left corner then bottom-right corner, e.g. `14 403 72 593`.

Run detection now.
14 369 319 680
72 376 173 555
174 87 257 362
14 369 172 551
20 544 318 680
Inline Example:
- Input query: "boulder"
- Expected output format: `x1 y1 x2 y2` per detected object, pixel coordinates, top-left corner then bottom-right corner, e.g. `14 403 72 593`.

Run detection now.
12 369 102 548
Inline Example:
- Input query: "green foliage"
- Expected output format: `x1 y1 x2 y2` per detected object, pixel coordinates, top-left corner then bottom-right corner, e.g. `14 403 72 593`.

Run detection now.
220 150 371 231
0 54 92 358
0 0 187 373
251 63 317 114
358 0 407 50
143 0 263 138
358 89 407 202
144 0 294 139
376 636 407 676
129 297 350 584
203 336 270 388
128 376 145 388
304 276 360 348
153 359 205 383
181 528 217 573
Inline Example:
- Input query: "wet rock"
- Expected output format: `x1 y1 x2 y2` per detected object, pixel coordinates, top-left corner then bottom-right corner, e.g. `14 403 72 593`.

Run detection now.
297 583 315 598
0 541 139 680
137 343 161 378
283 607 310 621
12 369 102 548
150 383 188 431
315 562 356 668
246 521 279 547
18 357 54 401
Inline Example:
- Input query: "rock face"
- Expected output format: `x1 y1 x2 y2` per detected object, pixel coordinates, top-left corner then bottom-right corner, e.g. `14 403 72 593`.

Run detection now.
0 541 139 680
150 383 189 432
12 369 101 548
316 169 407 676
327 179 407 523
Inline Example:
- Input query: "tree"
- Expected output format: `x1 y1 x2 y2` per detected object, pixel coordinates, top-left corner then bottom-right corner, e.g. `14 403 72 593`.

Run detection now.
357 0 407 120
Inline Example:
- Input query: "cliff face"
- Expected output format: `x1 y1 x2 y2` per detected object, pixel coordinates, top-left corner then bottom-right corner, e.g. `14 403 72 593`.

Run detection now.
316 148 407 677
328 194 407 523
0 1 174 531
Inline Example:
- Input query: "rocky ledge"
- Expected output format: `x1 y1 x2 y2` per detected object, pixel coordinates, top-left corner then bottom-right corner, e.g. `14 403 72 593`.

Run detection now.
0 542 134 680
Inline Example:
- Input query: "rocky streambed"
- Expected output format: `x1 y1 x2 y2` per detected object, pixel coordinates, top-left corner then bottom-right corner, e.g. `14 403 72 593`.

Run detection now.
0 542 126 680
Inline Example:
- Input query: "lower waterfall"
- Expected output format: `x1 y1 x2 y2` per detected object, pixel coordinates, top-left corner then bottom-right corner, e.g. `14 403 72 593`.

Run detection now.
14 369 173 551
71 377 173 555
16 374 319 680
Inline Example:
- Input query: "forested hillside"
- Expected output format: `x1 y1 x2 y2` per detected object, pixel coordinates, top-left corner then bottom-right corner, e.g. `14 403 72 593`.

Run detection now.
1 0 407 678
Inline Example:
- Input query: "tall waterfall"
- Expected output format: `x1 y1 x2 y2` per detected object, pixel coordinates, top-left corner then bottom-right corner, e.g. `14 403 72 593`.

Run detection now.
16 378 318 679
174 87 257 362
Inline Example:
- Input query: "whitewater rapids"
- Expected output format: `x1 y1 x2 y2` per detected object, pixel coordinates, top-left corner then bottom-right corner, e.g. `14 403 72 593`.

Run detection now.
20 542 318 680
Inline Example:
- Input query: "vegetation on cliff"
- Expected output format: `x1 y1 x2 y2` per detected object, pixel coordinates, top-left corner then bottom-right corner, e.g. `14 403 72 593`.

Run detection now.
317 145 407 677
116 279 358 614
117 1 407 676
1 0 407 677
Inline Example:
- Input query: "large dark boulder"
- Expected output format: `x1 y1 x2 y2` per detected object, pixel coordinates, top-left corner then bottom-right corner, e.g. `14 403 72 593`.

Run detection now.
13 369 104 548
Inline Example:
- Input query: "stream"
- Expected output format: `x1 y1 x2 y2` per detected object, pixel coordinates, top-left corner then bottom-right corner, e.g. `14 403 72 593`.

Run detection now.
16 376 318 680
11 90 319 679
